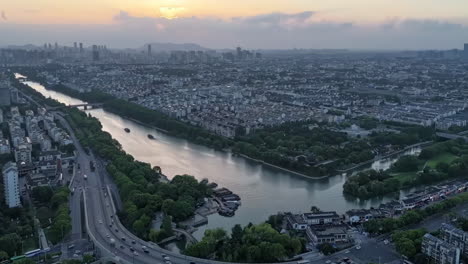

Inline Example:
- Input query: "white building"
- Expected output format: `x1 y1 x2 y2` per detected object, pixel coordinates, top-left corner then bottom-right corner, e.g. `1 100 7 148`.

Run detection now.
2 162 21 208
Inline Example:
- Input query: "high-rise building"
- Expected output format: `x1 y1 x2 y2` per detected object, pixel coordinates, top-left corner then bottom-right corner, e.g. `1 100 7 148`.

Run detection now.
422 233 460 264
2 162 21 208
0 80 11 106
10 88 19 104
92 45 100 61
79 43 83 53
464 43 468 60
148 44 152 55
54 42 58 50
74 42 77 50
236 47 242 60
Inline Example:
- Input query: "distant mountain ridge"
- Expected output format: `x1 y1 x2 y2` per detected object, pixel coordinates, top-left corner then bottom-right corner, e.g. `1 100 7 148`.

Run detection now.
142 42 210 52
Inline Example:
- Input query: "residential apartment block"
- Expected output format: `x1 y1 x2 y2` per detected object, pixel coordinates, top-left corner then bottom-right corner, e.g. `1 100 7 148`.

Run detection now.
2 162 21 208
422 233 460 264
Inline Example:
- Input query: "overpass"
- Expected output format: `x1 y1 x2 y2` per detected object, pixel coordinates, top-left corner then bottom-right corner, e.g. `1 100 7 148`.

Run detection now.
50 103 103 110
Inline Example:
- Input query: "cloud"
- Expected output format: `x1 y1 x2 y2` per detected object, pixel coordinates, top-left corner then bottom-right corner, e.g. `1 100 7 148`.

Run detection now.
1 11 7 20
1 11 467 50
234 11 315 28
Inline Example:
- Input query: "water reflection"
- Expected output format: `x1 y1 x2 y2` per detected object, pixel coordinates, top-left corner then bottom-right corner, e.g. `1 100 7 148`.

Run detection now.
22 76 419 240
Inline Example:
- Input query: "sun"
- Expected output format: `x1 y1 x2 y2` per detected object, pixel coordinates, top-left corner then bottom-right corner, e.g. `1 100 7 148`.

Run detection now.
159 7 186 19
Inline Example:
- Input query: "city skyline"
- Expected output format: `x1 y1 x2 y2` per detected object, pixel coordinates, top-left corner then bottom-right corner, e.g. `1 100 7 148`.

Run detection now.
1 0 468 49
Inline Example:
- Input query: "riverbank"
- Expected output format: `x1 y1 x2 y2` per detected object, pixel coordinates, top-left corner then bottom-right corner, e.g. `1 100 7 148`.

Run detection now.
21 74 432 239
336 140 434 173
238 154 330 180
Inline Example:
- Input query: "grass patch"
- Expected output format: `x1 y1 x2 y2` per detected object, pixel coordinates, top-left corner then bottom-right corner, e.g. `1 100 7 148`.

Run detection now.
427 152 458 168
392 171 417 185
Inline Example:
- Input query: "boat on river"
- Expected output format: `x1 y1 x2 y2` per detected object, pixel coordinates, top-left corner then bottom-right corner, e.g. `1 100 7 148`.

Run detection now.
147 134 155 140
124 128 131 133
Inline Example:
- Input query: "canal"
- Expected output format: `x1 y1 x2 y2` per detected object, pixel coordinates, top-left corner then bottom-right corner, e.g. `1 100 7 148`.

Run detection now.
21 76 420 240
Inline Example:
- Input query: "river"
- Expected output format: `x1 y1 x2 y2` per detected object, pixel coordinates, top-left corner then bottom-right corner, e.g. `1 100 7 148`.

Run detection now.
20 75 420 240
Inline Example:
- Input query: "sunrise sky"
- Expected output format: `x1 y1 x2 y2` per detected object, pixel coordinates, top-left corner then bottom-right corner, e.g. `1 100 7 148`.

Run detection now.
1 0 468 49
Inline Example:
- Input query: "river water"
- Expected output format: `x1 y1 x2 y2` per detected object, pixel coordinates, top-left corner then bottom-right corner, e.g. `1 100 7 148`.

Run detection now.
21 76 420 240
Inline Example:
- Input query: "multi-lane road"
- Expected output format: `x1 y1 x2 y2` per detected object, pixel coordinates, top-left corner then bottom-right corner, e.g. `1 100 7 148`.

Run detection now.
55 112 247 264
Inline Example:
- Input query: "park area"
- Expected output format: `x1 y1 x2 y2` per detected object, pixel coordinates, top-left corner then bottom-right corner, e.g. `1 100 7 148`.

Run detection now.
344 139 468 199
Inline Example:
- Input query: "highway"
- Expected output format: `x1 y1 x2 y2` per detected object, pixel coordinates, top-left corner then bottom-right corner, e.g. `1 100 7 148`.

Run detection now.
55 112 254 264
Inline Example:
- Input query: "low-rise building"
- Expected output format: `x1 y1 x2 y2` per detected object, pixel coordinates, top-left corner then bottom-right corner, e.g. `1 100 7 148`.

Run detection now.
345 208 386 224
286 213 308 230
14 143 32 164
306 225 349 244
422 233 460 264
28 173 48 188
0 139 10 154
302 211 341 225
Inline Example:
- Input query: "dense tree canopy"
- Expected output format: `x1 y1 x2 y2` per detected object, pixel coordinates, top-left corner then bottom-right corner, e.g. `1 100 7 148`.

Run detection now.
185 223 302 263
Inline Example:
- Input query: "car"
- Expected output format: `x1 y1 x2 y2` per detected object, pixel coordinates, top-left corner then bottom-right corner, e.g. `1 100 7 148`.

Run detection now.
98 220 102 224
383 239 389 245
121 237 126 241
129 247 134 252
163 256 170 261
109 224 112 228
110 215 114 218
345 250 350 254
115 229 119 232
120 245 125 249
106 234 110 238
165 261 171 264
131 240 136 244
356 245 361 250
133 251 139 256
190 262 196 264
67 244 75 249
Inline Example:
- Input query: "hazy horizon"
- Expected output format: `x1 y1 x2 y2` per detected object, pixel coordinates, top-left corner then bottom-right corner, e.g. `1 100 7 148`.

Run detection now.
1 0 468 50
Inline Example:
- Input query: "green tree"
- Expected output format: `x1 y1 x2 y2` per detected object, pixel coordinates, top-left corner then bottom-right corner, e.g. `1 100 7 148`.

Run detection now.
0 233 21 256
31 186 54 203
0 251 8 261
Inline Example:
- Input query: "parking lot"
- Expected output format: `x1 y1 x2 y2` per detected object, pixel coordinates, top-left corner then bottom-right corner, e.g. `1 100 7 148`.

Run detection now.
308 230 401 264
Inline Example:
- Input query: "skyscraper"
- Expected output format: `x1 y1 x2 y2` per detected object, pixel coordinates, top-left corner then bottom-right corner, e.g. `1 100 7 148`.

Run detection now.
148 44 152 55
464 43 468 60
0 80 11 106
74 42 77 50
92 45 100 61
2 162 20 208
79 43 83 53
